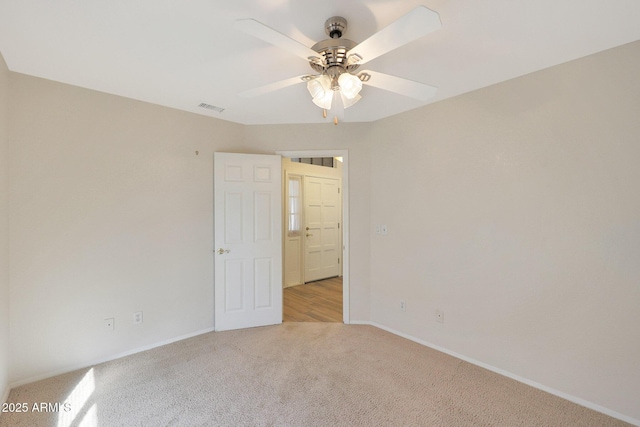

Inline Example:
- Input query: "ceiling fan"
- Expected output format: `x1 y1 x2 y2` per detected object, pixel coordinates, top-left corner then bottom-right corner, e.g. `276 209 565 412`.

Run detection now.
236 6 442 124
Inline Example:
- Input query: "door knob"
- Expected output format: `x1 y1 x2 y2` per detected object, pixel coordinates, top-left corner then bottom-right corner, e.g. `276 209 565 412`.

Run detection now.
306 226 310 231
217 248 230 255
306 233 313 237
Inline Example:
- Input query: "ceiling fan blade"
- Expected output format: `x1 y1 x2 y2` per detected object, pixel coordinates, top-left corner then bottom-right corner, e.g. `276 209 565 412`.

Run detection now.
239 75 311 98
347 6 441 65
236 19 321 63
359 70 437 101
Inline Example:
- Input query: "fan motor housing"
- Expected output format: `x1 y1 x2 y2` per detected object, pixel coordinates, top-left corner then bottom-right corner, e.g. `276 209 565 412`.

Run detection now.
308 16 360 76
310 39 360 75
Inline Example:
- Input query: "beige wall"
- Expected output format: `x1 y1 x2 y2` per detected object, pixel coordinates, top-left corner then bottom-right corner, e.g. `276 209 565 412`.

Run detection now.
7 73 372 384
367 40 640 421
0 51 10 402
8 73 245 382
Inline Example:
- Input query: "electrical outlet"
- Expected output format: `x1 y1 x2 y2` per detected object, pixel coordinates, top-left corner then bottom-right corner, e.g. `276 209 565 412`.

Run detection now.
400 300 406 311
435 309 444 323
375 225 388 235
104 318 114 330
133 311 143 325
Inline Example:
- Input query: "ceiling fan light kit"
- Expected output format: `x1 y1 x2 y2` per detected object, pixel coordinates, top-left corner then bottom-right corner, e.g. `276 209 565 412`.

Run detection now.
338 73 363 99
237 6 442 124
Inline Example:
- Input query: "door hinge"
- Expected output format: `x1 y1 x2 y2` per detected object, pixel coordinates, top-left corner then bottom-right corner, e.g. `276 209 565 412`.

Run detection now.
338 188 340 194
338 258 340 264
338 223 340 229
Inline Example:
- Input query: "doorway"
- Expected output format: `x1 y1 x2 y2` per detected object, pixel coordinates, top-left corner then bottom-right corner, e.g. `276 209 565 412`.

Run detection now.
278 150 349 323
283 277 342 322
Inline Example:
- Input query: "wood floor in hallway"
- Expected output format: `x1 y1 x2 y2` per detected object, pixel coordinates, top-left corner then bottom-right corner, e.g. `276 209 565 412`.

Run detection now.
283 276 343 322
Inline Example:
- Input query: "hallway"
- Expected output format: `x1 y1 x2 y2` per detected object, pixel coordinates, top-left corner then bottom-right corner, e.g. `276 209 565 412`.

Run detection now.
283 277 343 322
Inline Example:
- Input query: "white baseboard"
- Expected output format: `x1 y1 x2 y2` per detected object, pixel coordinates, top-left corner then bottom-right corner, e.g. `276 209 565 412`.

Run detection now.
365 322 639 427
347 320 372 325
10 327 215 389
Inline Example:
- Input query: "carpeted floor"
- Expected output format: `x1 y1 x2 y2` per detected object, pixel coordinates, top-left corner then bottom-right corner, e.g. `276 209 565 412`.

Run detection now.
0 323 631 426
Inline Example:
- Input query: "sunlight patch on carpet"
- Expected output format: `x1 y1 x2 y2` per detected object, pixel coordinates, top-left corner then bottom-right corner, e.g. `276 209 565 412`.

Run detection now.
57 368 95 427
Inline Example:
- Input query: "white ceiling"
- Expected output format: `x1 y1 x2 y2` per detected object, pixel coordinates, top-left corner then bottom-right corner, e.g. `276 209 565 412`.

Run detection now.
1 0 639 125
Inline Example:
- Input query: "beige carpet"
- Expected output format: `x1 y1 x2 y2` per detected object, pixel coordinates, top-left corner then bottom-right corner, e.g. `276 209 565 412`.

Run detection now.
0 323 630 427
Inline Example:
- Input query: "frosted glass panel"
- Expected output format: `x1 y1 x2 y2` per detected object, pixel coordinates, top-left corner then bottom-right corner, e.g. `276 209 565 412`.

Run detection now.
288 176 302 236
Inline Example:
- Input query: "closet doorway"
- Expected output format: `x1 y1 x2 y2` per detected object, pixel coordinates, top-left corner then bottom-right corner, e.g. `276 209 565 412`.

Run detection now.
278 151 348 323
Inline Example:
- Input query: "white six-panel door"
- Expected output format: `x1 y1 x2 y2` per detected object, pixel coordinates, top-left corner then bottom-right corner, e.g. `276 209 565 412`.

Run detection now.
214 153 282 331
304 176 341 283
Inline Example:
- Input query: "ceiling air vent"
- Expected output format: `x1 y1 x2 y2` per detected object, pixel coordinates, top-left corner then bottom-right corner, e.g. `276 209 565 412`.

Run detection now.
198 103 225 113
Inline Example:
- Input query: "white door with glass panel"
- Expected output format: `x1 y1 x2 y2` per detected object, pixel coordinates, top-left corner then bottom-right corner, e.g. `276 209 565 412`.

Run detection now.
284 173 303 287
214 153 282 331
304 176 341 282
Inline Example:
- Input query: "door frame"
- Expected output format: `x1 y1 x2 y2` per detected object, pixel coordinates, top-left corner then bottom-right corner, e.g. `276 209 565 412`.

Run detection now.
277 149 350 324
